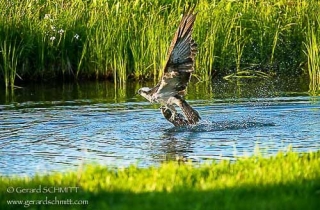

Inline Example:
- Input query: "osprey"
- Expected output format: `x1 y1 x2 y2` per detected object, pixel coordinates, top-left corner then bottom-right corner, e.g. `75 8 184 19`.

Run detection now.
137 6 201 126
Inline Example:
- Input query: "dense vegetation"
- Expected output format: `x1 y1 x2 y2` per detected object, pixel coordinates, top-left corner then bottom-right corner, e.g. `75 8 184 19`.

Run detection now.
1 151 320 210
0 0 320 92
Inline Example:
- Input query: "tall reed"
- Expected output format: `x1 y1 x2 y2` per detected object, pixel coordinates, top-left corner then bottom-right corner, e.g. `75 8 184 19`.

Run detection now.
304 16 320 94
0 0 319 91
0 40 24 88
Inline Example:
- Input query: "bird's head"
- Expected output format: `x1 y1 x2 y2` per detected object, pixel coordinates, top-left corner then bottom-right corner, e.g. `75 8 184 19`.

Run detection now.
137 87 151 95
137 87 152 101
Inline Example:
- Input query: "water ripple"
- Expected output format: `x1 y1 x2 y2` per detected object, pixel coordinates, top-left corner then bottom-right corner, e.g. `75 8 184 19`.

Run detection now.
0 96 319 176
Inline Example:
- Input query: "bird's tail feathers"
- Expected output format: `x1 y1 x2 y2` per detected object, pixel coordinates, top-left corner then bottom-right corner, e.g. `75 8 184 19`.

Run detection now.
180 99 201 124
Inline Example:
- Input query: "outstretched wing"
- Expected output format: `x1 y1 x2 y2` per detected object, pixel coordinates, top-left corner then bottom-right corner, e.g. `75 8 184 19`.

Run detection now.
156 6 197 96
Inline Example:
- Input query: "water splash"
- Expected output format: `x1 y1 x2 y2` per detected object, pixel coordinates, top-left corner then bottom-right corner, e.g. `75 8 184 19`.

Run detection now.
165 120 275 133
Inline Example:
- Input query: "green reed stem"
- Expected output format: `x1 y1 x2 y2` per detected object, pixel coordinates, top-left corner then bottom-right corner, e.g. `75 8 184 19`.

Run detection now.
0 0 319 90
304 17 320 95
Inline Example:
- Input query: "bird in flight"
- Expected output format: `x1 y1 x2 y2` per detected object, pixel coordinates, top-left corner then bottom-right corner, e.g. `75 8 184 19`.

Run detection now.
137 6 200 126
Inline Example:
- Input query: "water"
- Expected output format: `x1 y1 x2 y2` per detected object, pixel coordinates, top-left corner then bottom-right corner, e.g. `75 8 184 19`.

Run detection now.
0 78 319 176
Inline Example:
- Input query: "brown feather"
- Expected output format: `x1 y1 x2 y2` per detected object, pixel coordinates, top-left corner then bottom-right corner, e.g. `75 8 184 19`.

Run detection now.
156 6 198 96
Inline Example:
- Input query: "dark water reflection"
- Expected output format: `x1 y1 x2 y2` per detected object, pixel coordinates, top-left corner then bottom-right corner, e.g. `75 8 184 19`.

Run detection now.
0 77 319 176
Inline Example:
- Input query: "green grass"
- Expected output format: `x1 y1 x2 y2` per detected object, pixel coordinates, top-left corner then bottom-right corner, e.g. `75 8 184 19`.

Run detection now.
0 0 320 93
1 151 320 210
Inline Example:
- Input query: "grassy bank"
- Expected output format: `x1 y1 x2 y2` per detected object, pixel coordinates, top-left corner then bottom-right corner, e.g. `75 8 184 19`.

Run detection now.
1 151 320 210
0 0 320 92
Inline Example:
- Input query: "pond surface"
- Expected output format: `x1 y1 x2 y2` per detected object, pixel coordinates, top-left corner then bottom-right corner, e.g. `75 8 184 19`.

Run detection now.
0 77 319 176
